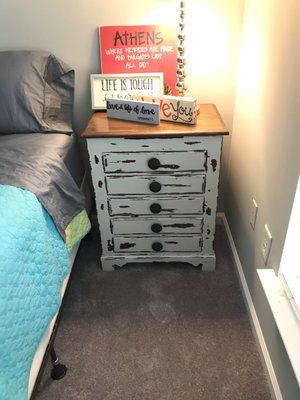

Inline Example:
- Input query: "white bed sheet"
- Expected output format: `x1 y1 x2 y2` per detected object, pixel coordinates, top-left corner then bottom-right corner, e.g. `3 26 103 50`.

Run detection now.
27 241 80 399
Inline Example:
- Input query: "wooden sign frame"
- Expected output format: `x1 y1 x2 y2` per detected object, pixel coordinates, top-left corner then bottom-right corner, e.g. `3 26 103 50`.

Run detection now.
91 72 163 110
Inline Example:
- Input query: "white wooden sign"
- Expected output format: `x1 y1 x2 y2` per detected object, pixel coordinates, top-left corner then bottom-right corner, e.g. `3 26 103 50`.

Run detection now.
160 95 198 125
91 73 163 110
106 99 160 125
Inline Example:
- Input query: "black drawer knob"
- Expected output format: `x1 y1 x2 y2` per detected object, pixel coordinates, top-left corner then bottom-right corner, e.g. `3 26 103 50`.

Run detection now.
149 181 161 193
152 242 163 252
151 223 162 233
150 203 162 214
148 157 161 170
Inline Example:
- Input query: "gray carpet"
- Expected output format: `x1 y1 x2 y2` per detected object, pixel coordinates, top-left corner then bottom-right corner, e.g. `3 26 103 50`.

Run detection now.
36 222 272 400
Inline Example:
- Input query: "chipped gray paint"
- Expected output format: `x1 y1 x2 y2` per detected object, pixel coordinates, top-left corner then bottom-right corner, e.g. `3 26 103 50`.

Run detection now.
111 217 203 235
86 135 222 271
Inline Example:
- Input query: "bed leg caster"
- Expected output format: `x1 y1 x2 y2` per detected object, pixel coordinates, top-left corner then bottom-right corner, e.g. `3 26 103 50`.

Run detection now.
50 347 67 380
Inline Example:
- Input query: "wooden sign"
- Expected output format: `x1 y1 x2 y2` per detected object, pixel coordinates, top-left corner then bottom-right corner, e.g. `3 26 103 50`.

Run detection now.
160 96 198 125
91 73 163 110
106 99 160 125
99 25 178 95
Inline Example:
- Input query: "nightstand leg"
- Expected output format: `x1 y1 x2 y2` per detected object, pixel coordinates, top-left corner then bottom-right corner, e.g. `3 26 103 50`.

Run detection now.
101 259 116 271
201 257 216 271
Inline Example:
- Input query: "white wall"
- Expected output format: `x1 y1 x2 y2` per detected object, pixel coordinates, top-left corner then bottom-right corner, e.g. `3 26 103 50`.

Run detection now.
0 0 245 210
226 0 300 398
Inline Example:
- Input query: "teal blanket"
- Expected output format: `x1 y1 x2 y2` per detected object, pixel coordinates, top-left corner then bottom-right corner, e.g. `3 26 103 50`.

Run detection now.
0 185 70 400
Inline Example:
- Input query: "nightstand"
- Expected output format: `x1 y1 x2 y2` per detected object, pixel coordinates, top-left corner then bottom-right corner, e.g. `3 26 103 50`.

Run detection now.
82 104 228 271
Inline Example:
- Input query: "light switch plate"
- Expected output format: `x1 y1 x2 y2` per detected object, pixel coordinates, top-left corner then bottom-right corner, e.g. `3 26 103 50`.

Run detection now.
261 224 272 264
250 198 258 229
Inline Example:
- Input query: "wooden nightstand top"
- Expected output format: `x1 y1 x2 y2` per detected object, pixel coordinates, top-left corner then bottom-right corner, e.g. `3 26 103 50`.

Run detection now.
81 104 229 138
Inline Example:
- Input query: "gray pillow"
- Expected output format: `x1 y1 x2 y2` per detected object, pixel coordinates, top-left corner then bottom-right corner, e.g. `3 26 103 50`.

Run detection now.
0 51 74 133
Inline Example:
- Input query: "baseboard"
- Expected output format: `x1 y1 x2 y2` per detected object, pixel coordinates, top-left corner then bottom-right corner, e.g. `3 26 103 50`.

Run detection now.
217 212 283 400
216 213 223 226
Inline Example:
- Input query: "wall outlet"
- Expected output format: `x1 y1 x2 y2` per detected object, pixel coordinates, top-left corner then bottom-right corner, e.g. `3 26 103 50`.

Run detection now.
250 198 258 229
261 224 272 264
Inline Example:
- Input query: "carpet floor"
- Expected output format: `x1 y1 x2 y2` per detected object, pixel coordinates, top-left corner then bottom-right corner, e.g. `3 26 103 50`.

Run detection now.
36 223 272 400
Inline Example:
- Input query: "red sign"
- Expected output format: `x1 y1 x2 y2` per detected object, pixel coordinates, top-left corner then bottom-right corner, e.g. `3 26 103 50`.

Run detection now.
99 25 178 95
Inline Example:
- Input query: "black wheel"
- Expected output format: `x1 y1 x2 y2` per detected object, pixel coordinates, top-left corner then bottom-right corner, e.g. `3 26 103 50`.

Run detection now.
51 363 68 380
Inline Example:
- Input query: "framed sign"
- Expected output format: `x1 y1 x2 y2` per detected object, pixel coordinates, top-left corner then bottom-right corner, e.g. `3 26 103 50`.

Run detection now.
90 73 163 110
99 25 178 95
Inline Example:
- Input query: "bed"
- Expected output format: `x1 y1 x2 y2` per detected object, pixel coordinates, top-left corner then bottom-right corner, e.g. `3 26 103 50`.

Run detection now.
0 51 91 400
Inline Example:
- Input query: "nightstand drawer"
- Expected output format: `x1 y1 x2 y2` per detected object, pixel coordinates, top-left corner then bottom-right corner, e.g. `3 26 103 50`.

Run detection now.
106 174 206 195
114 236 203 253
111 217 203 235
109 195 205 216
103 151 207 173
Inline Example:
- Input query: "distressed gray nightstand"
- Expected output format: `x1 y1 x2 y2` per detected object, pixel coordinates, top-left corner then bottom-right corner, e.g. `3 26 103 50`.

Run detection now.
82 104 228 271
